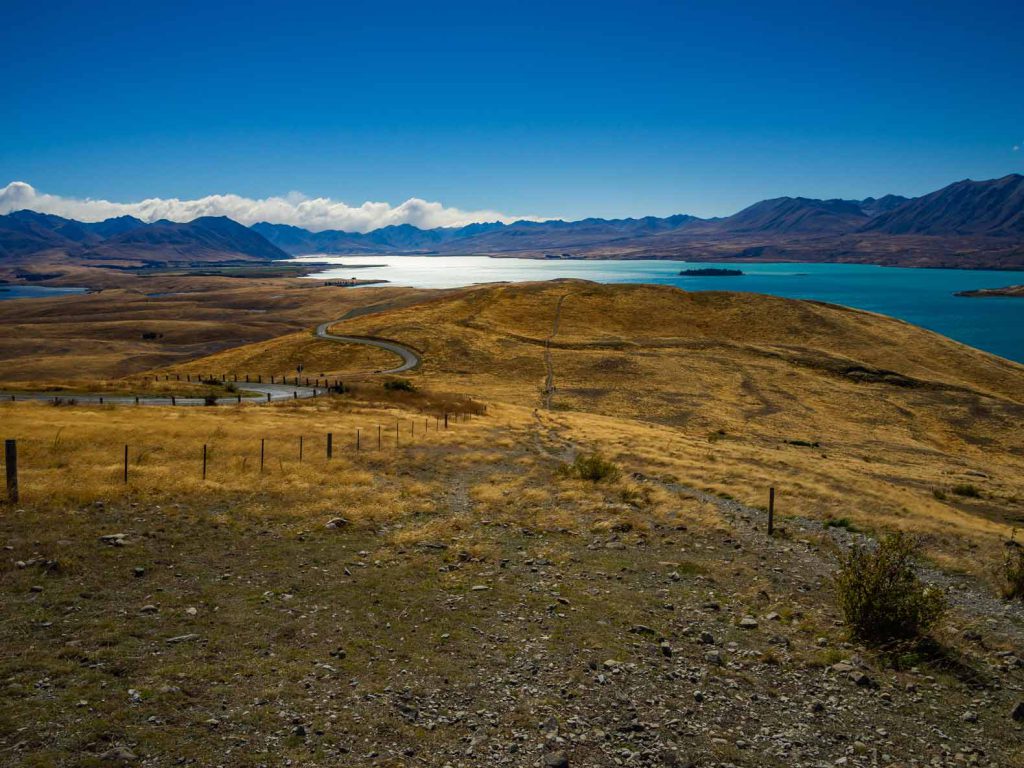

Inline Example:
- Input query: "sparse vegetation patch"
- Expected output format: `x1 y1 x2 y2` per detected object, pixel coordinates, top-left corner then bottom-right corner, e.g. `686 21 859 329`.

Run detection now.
833 532 946 645
558 452 621 482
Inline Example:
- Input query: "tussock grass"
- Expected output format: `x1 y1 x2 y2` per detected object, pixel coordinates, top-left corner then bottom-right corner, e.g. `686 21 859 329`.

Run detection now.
0 397 486 512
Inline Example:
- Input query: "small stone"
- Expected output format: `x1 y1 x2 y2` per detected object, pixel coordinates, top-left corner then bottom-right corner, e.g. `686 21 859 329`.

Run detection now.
698 631 715 645
739 616 758 629
98 746 137 763
325 517 349 529
29 584 43 592
765 612 781 621
470 584 490 591
133 567 145 578
544 751 569 768
704 649 723 665
99 533 127 546
659 640 673 657
849 671 875 688
961 710 978 723
630 624 656 636
165 633 200 644
693 690 705 702
139 605 159 614
1011 701 1024 721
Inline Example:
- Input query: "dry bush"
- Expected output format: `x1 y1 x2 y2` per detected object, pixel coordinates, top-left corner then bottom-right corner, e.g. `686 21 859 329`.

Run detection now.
558 453 620 482
833 532 945 645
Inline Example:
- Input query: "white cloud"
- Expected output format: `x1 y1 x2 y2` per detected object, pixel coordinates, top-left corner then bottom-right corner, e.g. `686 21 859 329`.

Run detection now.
0 181 545 233
1014 145 1021 152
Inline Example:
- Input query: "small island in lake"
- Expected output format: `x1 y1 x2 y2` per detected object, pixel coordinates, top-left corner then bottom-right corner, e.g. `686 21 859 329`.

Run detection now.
954 285 1024 298
678 268 744 277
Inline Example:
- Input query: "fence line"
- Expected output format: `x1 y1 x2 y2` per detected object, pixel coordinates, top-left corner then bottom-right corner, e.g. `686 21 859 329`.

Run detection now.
1 412 484 502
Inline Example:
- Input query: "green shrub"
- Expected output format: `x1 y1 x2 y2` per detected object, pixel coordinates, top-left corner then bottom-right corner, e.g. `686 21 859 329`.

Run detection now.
932 488 947 501
952 484 981 498
384 378 416 392
833 532 945 645
1000 532 1024 600
559 453 620 482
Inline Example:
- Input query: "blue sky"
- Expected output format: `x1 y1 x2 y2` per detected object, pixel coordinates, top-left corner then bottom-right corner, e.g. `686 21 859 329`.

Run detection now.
2 0 1022 227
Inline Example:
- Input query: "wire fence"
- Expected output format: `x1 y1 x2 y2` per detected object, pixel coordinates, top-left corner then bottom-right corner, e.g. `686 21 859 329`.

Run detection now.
1 410 480 505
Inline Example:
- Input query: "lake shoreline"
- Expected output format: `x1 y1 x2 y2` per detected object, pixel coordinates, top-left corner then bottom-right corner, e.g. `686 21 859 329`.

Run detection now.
287 255 1024 364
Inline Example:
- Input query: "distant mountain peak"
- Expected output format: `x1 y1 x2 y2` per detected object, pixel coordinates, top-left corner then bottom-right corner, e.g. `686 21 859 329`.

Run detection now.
862 174 1024 236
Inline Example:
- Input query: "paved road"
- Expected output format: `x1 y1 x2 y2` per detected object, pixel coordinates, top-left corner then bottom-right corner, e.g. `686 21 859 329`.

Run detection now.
313 321 420 374
1 322 420 406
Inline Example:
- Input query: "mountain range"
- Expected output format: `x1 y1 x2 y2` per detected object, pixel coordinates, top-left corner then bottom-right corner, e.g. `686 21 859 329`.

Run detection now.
1 174 1022 269
0 212 287 264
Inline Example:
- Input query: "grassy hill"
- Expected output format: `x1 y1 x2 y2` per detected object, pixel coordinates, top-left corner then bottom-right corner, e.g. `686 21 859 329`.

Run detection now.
3 280 1024 766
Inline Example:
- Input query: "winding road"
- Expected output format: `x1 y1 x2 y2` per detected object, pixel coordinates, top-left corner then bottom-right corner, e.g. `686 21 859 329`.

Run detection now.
313 321 420 374
0 321 420 407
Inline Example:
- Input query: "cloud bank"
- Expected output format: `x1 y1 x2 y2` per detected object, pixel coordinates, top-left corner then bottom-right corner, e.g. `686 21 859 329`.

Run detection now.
0 181 544 233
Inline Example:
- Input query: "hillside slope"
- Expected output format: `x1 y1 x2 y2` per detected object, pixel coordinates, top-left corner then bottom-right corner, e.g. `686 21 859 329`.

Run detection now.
5 281 1024 766
178 280 1024 541
864 174 1024 236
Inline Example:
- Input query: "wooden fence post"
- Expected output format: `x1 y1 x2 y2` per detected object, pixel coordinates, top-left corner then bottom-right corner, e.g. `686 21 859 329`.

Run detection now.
767 487 775 536
202 444 207 481
5 439 18 503
327 433 333 459
299 436 304 462
396 421 400 448
123 444 129 484
377 425 382 450
260 439 265 473
356 429 361 451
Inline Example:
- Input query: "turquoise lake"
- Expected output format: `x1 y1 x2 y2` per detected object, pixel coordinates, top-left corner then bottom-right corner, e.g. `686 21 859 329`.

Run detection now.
0 284 87 300
293 255 1024 364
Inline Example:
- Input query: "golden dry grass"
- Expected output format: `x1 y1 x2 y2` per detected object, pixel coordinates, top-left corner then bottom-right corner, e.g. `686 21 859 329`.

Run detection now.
4 279 1023 569
0 277 428 381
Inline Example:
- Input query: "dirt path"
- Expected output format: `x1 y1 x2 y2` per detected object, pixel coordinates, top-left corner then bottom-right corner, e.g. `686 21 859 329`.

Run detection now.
530 408 1024 645
542 293 570 410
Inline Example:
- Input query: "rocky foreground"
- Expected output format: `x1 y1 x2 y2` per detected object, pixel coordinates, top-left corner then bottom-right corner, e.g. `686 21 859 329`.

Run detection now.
4 478 1024 767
